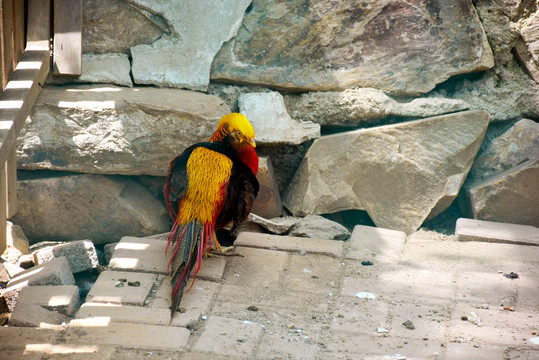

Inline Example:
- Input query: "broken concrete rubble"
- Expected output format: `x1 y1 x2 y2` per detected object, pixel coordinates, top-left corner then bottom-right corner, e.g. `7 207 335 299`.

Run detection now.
33 240 99 274
6 257 76 291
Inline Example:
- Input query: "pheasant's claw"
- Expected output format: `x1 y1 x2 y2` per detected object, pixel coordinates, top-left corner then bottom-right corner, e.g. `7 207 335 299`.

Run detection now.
210 246 244 257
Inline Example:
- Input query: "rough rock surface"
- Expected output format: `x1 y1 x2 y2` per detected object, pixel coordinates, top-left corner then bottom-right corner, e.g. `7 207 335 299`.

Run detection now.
515 10 539 82
211 0 493 94
440 2 539 122
470 119 539 180
434 61 539 122
463 159 539 227
460 119 539 226
82 0 163 54
283 111 490 235
520 11 539 72
288 215 351 241
1 222 30 264
130 0 250 90
473 0 523 66
50 54 133 87
11 174 170 244
239 92 320 145
251 156 283 219
284 88 470 126
33 240 99 274
248 214 299 235
17 85 230 176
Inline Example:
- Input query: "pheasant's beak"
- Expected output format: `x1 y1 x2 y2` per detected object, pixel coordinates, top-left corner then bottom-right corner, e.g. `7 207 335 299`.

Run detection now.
249 138 256 148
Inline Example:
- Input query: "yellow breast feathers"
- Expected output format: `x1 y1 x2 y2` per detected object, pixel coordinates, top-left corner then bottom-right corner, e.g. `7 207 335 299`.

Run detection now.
177 147 232 225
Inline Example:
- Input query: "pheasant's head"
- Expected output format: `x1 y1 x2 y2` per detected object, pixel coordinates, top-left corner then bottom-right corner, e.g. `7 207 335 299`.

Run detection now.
210 113 256 149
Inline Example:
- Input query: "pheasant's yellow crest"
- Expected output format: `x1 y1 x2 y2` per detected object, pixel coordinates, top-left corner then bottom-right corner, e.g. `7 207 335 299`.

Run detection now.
210 113 256 147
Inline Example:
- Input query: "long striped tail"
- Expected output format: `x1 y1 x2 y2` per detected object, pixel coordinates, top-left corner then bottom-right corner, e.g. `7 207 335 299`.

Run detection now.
166 219 214 319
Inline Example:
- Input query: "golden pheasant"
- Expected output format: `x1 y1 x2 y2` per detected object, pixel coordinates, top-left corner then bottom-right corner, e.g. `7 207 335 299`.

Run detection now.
164 113 259 318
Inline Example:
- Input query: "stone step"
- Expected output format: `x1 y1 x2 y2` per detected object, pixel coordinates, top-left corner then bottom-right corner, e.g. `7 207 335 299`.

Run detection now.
456 218 539 246
9 302 67 327
346 224 406 263
108 235 226 281
18 285 79 316
234 232 343 258
65 317 190 351
85 270 156 306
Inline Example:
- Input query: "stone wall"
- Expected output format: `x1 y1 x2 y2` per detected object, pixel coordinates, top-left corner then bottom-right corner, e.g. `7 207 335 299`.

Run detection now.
11 0 539 243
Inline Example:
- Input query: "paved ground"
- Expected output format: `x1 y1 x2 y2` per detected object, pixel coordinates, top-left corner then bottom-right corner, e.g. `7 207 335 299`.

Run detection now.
1 225 538 360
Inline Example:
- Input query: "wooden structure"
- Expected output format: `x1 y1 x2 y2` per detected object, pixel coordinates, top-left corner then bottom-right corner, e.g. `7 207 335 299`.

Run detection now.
0 0 81 254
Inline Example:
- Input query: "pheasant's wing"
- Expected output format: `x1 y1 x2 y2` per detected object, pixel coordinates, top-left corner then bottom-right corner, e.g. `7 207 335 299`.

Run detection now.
215 159 259 232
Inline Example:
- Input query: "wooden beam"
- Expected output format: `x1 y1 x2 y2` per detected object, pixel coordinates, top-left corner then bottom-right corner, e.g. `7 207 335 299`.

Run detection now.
13 0 24 62
0 163 6 255
1 0 15 89
27 0 51 43
6 148 16 217
0 1 4 93
53 0 82 76
0 43 50 166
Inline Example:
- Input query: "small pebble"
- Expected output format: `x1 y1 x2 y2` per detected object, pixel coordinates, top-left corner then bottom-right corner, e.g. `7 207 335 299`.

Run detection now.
287 323 295 329
504 272 519 279
201 315 208 320
361 261 374 266
466 312 482 326
377 327 389 333
402 320 415 330
247 305 259 312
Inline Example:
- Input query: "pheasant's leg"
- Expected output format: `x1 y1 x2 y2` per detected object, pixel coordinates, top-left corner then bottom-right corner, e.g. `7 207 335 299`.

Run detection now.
207 232 242 257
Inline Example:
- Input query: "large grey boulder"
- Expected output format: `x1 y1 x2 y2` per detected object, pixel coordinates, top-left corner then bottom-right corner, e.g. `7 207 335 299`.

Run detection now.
50 54 133 87
283 111 490 235
11 174 170 244
284 88 470 126
82 0 163 54
17 85 230 176
211 0 493 94
463 159 539 227
460 119 539 226
130 0 251 90
238 92 320 145
470 119 539 180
